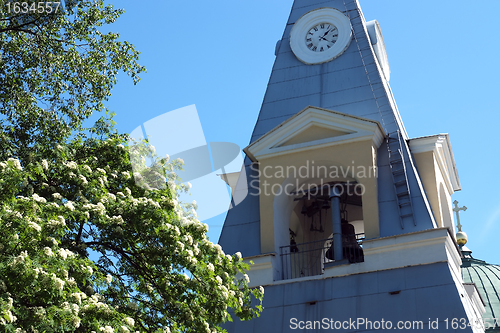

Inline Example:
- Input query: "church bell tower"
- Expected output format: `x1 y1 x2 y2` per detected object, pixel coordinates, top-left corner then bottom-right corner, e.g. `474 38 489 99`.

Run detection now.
219 1 485 331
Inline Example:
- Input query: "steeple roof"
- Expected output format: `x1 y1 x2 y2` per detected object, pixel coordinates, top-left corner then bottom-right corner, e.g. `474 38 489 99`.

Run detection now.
249 0 405 145
219 0 437 257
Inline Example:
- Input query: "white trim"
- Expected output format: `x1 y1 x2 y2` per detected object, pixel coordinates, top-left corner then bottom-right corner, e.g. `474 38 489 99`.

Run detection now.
218 172 240 193
409 134 461 192
242 253 275 287
290 8 352 65
244 228 463 288
366 20 390 81
244 106 385 162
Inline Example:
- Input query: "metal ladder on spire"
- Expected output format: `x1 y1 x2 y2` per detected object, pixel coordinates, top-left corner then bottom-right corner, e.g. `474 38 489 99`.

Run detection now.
387 131 415 228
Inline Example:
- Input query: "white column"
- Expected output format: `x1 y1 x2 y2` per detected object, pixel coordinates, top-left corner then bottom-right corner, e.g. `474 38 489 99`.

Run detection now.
330 185 343 261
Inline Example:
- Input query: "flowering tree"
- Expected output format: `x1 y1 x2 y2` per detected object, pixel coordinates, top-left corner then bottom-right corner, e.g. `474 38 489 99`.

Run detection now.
0 135 263 332
0 1 263 331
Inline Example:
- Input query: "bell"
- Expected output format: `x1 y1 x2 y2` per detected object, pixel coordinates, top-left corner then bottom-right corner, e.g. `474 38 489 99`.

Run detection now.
290 239 299 253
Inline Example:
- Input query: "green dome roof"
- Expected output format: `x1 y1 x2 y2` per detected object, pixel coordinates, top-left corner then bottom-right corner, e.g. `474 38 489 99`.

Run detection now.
461 246 500 332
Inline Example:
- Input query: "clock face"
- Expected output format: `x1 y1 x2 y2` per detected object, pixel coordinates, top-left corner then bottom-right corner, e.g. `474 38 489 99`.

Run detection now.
305 23 339 52
289 8 352 65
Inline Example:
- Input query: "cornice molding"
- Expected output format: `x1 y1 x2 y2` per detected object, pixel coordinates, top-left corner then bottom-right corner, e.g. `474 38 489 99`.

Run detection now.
244 106 385 162
409 134 461 192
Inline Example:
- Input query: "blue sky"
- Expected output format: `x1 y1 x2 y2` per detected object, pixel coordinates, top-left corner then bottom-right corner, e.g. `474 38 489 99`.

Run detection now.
104 1 500 264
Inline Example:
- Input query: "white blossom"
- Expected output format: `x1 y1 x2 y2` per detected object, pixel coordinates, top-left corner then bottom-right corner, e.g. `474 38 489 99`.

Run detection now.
5 310 16 323
214 244 224 255
43 247 53 256
28 221 41 232
53 276 65 290
183 235 193 245
11 251 28 266
58 248 73 260
235 252 242 259
64 161 78 170
52 193 62 200
47 237 58 246
117 144 124 149
71 292 86 304
83 165 92 173
32 193 47 203
64 201 75 211
111 215 123 224
72 317 81 328
180 217 191 227
100 326 114 333
243 274 250 283
124 317 135 326
259 286 265 295
79 174 88 184
106 274 113 284
207 263 214 272
47 217 65 228
8 158 22 170
41 159 49 170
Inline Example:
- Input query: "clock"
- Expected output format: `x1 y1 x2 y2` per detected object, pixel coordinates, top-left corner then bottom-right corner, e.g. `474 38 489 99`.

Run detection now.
289 8 352 65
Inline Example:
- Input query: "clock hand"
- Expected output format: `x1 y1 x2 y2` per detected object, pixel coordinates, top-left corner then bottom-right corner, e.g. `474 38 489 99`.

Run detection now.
320 29 331 39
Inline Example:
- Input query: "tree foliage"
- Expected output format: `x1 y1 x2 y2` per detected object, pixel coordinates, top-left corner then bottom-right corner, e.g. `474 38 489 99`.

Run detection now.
0 0 145 161
0 1 263 332
0 137 263 332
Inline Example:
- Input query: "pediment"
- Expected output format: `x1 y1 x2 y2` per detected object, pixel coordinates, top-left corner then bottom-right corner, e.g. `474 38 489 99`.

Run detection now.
278 125 353 147
409 134 461 192
244 106 385 162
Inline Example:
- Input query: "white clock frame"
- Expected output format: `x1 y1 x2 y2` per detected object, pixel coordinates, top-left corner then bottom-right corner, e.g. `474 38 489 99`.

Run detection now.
289 8 353 65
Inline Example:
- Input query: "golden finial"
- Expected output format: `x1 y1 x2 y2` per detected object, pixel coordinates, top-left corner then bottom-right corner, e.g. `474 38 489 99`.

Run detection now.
456 231 468 246
453 200 468 245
